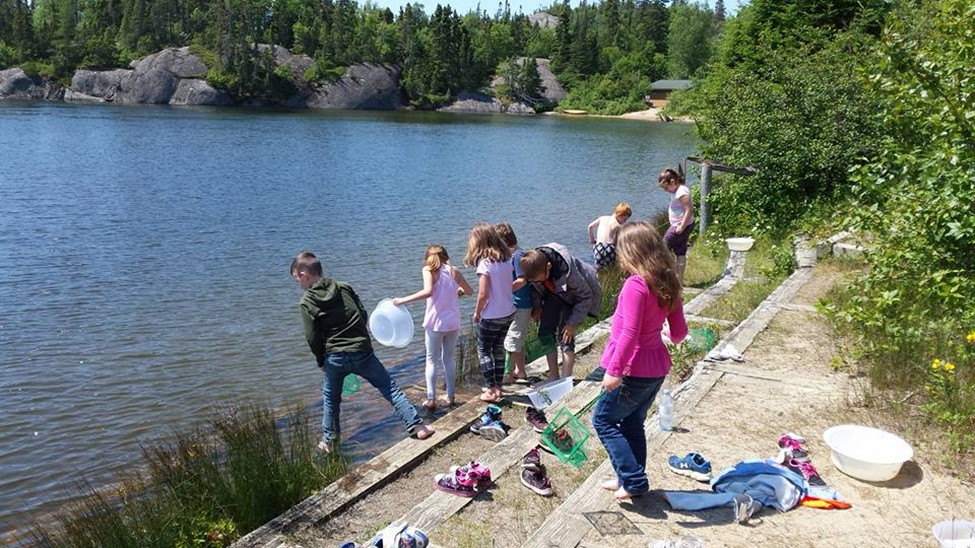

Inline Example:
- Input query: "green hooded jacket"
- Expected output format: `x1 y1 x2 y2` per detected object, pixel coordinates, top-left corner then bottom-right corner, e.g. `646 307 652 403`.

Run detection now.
299 277 373 367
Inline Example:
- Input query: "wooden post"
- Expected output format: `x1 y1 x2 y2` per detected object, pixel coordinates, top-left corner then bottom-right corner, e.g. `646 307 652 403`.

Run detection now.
699 162 712 237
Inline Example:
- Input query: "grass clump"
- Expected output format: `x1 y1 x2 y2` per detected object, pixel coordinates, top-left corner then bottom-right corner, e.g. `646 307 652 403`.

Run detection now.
28 403 348 547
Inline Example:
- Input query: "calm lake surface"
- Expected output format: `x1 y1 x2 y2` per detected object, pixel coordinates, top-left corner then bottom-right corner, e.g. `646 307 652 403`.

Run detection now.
0 102 697 536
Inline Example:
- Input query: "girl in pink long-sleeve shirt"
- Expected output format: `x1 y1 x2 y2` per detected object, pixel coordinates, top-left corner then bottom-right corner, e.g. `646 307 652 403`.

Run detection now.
592 221 687 501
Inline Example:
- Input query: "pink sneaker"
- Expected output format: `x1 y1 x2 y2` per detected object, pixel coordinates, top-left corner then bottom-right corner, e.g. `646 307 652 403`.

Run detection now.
786 458 826 487
776 434 809 462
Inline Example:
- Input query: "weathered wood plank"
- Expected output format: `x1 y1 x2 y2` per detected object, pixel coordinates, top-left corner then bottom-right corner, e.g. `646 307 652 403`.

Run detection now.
712 268 813 355
684 313 737 327
398 382 604 534
522 266 817 548
521 367 725 548
234 400 485 547
683 276 737 316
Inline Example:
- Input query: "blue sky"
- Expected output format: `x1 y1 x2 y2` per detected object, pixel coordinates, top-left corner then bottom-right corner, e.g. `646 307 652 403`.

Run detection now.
366 0 745 18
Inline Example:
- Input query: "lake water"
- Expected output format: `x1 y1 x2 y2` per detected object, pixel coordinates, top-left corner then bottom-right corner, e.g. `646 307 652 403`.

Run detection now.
0 102 697 537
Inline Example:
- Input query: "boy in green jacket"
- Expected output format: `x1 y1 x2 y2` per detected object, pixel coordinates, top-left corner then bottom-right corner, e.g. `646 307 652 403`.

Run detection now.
291 251 434 453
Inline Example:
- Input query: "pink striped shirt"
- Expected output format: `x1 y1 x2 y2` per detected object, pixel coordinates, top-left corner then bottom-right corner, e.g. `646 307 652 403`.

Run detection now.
601 275 687 378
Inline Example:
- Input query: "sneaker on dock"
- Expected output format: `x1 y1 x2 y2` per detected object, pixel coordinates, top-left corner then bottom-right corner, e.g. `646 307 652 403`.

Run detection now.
435 473 478 497
525 407 549 433
470 404 503 435
521 468 554 496
521 448 542 472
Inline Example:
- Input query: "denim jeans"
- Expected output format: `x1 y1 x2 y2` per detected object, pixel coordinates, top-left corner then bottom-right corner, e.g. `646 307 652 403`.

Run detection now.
476 315 513 388
591 375 666 495
322 351 422 443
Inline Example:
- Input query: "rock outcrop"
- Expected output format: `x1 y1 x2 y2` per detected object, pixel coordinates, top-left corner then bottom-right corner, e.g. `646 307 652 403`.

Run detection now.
0 68 50 100
296 63 403 110
438 92 503 114
534 58 566 103
64 47 232 106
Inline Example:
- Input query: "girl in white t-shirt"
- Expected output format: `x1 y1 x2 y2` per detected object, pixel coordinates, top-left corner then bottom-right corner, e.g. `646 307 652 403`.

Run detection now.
658 167 695 283
465 222 516 402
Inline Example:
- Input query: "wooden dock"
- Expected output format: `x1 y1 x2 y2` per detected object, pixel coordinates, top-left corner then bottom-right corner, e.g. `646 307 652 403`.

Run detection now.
235 250 821 548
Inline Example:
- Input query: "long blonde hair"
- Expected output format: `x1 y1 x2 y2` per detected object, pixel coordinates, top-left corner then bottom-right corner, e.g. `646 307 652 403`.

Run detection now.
424 244 449 271
615 221 681 310
465 222 511 266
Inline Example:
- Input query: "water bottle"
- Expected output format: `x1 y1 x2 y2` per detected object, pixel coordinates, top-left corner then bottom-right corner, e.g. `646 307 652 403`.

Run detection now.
658 389 674 431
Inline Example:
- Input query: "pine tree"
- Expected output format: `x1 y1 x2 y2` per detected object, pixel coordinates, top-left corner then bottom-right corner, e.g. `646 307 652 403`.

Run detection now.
714 0 725 21
551 0 571 73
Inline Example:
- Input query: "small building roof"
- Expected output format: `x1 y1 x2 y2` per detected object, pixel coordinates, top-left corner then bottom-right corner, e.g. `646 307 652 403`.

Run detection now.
650 79 693 91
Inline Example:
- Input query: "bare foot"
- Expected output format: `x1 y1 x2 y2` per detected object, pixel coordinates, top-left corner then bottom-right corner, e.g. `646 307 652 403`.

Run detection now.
317 440 334 454
479 392 500 402
614 486 635 501
600 478 619 491
413 424 435 440
441 397 456 407
422 400 437 411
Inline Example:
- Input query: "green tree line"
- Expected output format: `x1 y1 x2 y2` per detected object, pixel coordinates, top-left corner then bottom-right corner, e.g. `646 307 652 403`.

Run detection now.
0 0 723 106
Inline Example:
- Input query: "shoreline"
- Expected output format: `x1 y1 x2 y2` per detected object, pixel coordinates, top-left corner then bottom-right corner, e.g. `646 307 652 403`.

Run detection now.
549 107 695 123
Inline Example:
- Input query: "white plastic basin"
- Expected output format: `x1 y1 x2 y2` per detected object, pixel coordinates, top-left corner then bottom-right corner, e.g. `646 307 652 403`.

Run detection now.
369 298 414 347
823 424 913 482
527 377 573 409
726 237 755 252
932 520 975 547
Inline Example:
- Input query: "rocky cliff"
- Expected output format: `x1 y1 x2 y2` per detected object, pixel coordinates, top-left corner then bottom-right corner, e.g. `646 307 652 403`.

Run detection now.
0 67 63 101
2 48 566 113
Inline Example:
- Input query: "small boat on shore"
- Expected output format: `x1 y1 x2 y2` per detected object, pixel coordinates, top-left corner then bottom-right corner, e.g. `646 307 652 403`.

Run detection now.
563 109 588 115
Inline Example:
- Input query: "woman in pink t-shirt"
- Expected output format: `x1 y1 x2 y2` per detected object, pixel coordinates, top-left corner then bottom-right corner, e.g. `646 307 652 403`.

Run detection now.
394 245 473 411
592 221 688 501
465 222 516 402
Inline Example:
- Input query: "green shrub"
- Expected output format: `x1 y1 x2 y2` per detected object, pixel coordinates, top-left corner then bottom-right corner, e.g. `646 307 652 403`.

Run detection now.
688 32 883 238
28 403 348 547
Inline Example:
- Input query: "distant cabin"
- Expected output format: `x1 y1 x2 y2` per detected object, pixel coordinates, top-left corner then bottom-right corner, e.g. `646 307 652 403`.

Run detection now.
646 79 693 107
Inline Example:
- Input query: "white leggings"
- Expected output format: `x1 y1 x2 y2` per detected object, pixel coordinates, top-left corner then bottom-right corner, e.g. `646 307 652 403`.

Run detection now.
424 329 458 401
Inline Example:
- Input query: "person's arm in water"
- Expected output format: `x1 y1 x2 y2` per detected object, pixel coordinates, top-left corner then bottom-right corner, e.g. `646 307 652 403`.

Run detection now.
393 267 434 306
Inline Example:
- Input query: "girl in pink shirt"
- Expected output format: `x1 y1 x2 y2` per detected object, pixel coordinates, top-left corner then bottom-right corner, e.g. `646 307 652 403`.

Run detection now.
592 221 687 501
394 245 473 411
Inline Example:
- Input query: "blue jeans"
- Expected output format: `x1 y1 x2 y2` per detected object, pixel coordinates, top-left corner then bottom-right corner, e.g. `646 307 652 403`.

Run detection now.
591 375 666 495
322 351 422 443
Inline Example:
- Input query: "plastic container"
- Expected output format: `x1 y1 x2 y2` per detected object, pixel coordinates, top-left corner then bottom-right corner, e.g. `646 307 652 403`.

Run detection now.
725 237 755 252
369 298 414 347
932 520 975 547
658 389 673 431
540 407 590 467
526 377 574 409
823 424 913 482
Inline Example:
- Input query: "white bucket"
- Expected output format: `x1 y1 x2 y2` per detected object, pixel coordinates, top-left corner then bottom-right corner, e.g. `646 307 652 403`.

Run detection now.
369 298 414 347
527 377 573 409
933 520 975 547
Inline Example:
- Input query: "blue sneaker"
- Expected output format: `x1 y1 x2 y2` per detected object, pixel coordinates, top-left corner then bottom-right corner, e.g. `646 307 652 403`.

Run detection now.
667 452 713 482
470 404 503 435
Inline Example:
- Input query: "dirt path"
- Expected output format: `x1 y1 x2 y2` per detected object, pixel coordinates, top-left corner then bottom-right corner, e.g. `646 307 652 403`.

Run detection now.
284 262 975 547
569 263 975 547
